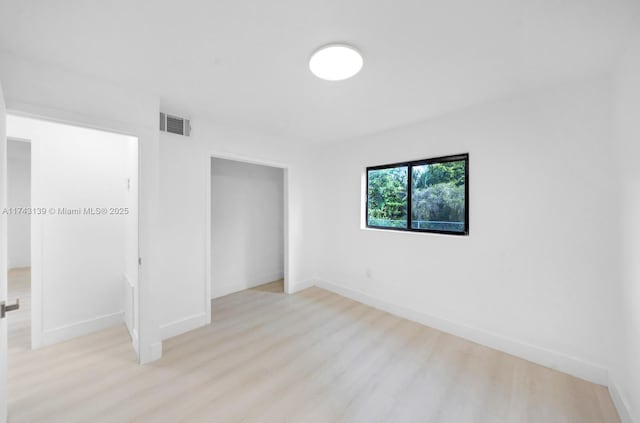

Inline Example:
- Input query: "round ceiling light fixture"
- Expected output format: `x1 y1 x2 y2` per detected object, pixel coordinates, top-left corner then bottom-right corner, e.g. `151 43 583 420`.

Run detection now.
309 44 363 81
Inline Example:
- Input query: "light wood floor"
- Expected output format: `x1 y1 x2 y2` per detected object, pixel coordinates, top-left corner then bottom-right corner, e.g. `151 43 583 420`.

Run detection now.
7 278 619 422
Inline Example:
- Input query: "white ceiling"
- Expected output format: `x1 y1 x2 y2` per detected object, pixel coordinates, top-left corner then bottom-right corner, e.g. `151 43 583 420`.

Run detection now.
0 0 638 143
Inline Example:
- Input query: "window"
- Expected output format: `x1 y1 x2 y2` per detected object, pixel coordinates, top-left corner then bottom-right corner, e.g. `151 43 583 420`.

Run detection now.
366 154 469 235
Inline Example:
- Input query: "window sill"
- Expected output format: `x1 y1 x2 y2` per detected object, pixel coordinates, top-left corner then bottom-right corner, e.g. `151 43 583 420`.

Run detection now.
360 226 469 237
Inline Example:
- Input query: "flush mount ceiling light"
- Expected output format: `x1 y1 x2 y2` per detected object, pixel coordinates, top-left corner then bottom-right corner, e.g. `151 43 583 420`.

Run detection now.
309 44 363 81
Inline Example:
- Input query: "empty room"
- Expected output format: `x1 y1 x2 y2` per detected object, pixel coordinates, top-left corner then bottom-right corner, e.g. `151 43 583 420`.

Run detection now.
0 1 639 422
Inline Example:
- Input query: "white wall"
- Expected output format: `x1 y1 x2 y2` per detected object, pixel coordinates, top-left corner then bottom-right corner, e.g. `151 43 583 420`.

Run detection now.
0 50 314 353
211 158 284 298
7 115 133 347
0 51 161 363
7 140 30 269
308 76 618 385
156 131 210 340
611 34 640 423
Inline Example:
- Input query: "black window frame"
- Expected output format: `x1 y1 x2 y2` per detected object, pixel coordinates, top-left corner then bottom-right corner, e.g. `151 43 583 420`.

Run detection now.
366 153 469 236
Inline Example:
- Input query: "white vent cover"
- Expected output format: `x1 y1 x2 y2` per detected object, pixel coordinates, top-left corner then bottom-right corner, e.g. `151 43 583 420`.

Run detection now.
160 112 191 136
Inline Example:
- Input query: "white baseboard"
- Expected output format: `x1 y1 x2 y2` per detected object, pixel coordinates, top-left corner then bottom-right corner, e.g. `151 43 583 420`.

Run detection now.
609 375 636 423
212 273 286 299
315 279 608 386
160 312 210 340
40 311 124 347
131 328 139 356
139 341 163 365
288 279 315 294
123 273 135 335
150 342 163 362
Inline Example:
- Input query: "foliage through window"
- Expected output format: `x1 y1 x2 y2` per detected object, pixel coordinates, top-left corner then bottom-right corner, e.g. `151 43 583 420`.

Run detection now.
366 154 468 235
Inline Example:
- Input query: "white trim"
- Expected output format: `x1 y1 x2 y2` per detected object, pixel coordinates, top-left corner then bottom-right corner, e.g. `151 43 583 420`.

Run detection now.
206 150 289 170
138 339 162 365
30 155 42 349
160 312 210 341
282 168 290 295
1 80 9 423
315 279 609 385
204 155 212 320
288 279 315 294
212 273 285 299
609 375 636 423
40 311 124 347
149 342 163 362
131 328 139 356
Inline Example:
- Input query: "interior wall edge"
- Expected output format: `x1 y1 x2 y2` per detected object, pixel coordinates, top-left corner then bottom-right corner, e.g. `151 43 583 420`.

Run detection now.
609 373 637 423
314 279 609 386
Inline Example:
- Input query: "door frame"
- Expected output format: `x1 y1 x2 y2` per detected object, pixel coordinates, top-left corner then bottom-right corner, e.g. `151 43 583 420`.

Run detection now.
1 79 8 423
5 109 142 358
206 151 291 302
5 136 32 349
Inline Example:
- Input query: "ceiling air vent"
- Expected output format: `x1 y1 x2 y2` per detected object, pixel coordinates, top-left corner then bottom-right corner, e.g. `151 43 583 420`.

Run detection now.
159 112 191 136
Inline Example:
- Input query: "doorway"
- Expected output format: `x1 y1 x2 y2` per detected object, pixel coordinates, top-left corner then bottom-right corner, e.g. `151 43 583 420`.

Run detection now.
5 115 139 353
209 157 287 298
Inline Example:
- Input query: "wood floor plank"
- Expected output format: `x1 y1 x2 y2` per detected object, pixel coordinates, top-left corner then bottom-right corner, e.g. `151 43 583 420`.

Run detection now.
6 274 620 423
